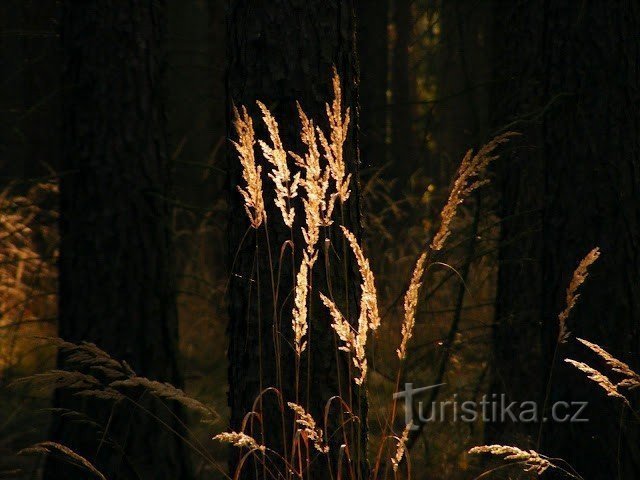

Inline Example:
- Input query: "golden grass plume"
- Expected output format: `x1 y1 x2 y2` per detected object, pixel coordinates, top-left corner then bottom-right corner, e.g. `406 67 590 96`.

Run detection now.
288 402 329 454
469 445 551 475
558 248 600 343
233 105 266 229
213 431 266 452
431 133 516 252
397 252 428 360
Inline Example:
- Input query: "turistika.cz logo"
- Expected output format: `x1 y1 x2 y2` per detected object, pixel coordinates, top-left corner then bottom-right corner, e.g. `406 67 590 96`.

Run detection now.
393 383 589 428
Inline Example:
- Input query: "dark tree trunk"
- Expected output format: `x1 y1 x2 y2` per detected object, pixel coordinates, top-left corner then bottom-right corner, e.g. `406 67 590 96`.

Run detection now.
227 1 365 478
435 0 490 184
46 2 192 479
391 0 415 184
491 2 640 478
487 0 547 448
357 0 389 169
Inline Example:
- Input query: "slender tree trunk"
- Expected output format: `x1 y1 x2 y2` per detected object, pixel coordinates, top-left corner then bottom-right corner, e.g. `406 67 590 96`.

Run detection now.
391 0 414 184
357 0 389 169
227 1 365 478
46 2 192 479
491 2 640 478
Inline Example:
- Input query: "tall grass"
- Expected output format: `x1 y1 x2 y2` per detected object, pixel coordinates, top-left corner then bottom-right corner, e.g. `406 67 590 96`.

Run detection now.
5 71 634 480
217 70 516 480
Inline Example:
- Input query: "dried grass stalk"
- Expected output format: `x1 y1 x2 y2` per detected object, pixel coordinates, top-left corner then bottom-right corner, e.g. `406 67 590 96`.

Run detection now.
391 422 412 472
340 226 380 331
257 101 299 227
290 105 332 267
564 359 628 402
287 402 329 454
19 441 106 480
431 133 516 252
213 432 266 452
558 248 600 343
469 445 551 475
320 292 368 384
233 105 266 229
397 252 428 360
292 260 309 356
317 69 351 203
576 338 640 390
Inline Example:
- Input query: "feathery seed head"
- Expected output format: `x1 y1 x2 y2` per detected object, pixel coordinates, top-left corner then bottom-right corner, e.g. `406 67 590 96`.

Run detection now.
564 359 627 402
233 105 266 229
469 445 551 475
288 402 329 454
431 133 515 252
391 422 412 472
318 69 351 203
213 432 266 452
292 260 310 356
576 338 640 390
558 248 600 343
398 252 428 360
257 101 299 227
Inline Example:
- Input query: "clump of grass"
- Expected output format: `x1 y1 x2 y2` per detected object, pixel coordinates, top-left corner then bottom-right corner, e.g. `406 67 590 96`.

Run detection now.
12 337 218 421
223 69 515 479
16 70 516 480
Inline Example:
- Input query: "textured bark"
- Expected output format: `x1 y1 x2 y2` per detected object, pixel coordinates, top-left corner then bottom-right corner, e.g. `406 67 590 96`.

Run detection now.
357 0 389 169
46 2 192 479
491 2 640 478
227 1 365 478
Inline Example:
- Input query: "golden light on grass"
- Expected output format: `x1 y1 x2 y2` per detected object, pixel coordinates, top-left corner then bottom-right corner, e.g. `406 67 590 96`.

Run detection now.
398 252 428 360
576 337 640 389
391 422 412 472
257 101 299 228
564 359 627 402
213 431 266 452
318 69 351 203
233 105 266 229
292 260 309 356
557 248 600 343
431 132 516 252
288 402 329 454
469 445 551 475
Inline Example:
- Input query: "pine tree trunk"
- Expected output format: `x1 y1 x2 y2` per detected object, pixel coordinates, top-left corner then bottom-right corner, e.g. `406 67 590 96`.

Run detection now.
227 1 365 478
490 2 640 478
45 2 192 479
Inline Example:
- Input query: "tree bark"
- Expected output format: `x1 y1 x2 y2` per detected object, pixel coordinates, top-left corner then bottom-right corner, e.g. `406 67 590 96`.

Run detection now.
45 2 192 479
490 2 640 478
226 1 365 478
